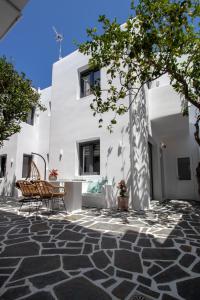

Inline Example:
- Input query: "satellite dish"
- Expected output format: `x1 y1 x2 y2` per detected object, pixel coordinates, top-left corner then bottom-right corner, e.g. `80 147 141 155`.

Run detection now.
52 26 64 60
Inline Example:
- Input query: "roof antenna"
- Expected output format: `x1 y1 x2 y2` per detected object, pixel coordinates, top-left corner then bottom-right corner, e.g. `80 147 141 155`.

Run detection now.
53 26 64 60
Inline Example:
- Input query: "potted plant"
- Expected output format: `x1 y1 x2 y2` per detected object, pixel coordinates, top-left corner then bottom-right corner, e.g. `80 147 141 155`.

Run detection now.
117 180 129 211
49 169 58 181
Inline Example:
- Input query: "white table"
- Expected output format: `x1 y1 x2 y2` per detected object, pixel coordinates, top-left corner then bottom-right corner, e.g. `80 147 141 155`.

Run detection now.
50 180 83 213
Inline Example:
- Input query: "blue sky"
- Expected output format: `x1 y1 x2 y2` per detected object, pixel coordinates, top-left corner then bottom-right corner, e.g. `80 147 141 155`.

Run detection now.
0 0 132 89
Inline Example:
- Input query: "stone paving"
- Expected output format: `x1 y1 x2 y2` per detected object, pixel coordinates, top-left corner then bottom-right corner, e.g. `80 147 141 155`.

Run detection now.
0 198 200 300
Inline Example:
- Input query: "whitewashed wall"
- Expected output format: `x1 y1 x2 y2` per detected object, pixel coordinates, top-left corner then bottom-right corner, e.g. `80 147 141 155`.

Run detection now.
0 50 199 206
0 134 18 196
0 87 51 196
49 51 150 209
148 81 199 201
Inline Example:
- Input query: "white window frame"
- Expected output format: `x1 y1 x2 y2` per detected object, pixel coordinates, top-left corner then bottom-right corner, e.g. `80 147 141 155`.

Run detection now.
76 138 100 176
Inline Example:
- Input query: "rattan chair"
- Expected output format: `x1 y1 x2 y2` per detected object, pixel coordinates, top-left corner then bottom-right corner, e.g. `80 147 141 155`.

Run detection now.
34 180 66 211
16 180 42 212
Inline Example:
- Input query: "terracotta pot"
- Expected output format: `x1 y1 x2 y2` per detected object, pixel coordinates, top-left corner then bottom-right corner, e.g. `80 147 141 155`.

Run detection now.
117 196 129 211
49 175 57 181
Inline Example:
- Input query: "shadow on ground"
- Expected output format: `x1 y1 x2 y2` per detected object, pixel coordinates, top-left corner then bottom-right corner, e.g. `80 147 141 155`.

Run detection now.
0 198 200 300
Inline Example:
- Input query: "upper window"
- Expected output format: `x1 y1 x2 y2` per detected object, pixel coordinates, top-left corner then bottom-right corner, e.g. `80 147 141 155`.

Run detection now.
177 157 191 180
22 154 32 178
80 69 100 98
79 140 100 175
26 108 35 125
0 155 7 178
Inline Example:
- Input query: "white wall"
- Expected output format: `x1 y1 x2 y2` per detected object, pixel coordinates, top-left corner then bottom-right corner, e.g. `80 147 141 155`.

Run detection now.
148 82 199 201
1 49 199 206
0 87 50 196
36 87 51 179
0 135 18 196
49 51 150 209
149 85 183 121
162 130 199 200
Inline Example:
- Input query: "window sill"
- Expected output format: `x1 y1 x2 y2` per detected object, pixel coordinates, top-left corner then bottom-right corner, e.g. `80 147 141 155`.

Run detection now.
77 94 93 101
75 175 101 181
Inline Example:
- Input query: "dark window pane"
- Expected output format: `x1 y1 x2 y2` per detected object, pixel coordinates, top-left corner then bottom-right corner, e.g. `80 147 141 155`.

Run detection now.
26 108 35 125
0 155 7 178
22 155 32 178
93 70 100 87
177 157 191 180
80 69 100 98
79 140 100 175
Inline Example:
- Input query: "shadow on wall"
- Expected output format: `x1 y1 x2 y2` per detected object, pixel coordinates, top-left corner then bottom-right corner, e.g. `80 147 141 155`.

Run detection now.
118 127 127 179
104 146 117 208
105 146 113 178
104 87 150 211
127 88 150 210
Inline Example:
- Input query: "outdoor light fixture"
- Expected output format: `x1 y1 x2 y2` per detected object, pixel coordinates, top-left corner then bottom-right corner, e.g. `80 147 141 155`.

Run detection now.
10 158 14 166
160 142 167 149
59 149 63 160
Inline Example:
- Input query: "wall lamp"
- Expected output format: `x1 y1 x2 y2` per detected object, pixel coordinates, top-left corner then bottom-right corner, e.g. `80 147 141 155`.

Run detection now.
160 142 167 149
59 149 63 161
10 158 14 167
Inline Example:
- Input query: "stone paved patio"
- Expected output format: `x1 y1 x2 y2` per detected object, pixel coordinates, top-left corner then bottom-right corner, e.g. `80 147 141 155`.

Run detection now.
0 198 200 300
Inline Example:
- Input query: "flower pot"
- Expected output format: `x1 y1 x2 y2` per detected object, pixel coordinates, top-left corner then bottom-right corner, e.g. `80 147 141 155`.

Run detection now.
49 175 57 181
117 196 129 211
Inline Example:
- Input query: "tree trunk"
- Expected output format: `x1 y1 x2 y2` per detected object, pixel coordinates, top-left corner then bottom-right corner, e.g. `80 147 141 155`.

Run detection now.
194 115 200 197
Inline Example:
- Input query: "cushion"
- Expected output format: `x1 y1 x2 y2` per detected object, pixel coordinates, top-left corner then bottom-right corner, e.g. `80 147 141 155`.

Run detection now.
87 178 108 194
87 181 99 193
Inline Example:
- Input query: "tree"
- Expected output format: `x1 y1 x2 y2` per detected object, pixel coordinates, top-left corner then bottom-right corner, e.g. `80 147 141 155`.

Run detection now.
0 57 45 146
79 0 200 138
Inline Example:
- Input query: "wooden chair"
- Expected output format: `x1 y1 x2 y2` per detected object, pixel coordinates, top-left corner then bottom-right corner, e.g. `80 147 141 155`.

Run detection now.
16 180 42 212
34 180 66 211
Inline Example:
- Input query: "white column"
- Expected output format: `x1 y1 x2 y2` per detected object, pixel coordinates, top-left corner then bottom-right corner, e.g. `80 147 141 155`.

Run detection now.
129 87 150 210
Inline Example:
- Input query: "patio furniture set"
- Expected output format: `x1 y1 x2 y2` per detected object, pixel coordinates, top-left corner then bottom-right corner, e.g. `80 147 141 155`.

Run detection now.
16 177 126 214
16 180 66 213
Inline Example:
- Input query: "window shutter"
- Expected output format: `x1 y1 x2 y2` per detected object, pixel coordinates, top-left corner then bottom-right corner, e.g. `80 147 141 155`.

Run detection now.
177 157 191 180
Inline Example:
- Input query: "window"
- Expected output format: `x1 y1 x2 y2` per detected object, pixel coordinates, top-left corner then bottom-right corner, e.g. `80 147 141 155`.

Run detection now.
26 108 35 125
79 140 100 175
80 69 100 98
22 154 32 178
0 155 7 178
177 157 191 180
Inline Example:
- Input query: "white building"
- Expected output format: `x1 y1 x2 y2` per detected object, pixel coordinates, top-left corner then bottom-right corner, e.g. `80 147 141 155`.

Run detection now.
0 49 199 210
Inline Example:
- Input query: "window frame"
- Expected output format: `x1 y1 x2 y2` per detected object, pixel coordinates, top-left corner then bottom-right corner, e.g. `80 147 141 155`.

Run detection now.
22 154 32 178
0 154 7 178
79 140 100 176
25 107 35 126
177 156 191 181
80 69 100 98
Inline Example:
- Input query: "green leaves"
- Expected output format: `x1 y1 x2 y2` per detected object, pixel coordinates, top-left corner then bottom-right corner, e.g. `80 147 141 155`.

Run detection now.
0 56 45 146
78 0 200 130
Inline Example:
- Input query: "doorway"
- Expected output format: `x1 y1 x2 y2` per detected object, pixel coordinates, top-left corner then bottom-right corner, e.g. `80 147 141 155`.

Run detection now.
148 142 154 199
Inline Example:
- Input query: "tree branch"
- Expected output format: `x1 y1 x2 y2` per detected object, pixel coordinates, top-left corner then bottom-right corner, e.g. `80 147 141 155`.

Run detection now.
194 115 200 147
